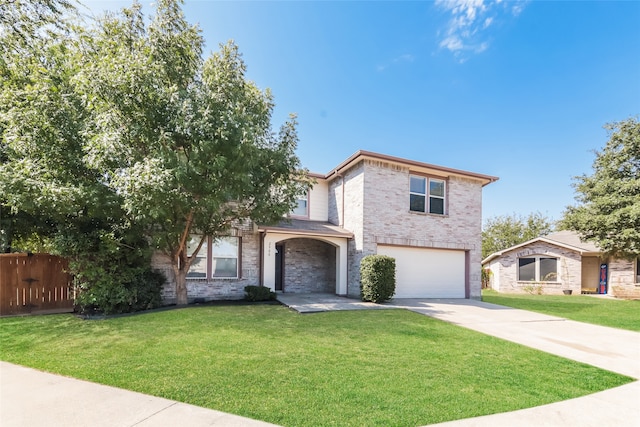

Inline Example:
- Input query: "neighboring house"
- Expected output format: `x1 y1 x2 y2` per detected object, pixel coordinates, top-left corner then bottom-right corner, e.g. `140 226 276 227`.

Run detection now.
154 150 498 303
482 230 640 298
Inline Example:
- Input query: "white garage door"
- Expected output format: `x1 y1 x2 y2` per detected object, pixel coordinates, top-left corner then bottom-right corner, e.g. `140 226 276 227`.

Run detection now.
377 245 466 298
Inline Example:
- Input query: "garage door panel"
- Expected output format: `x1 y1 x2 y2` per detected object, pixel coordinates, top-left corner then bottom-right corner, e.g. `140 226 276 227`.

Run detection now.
377 246 465 298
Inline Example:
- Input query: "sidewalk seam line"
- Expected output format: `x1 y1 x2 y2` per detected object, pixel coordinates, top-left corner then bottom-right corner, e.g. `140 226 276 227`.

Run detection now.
130 402 178 426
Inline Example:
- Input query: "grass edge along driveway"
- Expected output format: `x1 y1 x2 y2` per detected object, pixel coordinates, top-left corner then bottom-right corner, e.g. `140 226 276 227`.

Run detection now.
0 305 633 426
482 290 640 332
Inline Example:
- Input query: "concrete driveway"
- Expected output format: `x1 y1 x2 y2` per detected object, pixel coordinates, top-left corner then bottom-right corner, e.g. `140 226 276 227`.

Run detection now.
389 298 640 379
278 294 640 426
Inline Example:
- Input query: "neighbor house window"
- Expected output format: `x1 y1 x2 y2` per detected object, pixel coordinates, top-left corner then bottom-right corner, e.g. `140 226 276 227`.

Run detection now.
186 236 240 279
291 193 309 217
518 256 558 281
636 258 640 284
409 176 446 215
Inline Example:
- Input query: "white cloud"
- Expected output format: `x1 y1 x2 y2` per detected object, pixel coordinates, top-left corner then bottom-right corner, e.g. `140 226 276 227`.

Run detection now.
435 0 528 62
377 53 416 71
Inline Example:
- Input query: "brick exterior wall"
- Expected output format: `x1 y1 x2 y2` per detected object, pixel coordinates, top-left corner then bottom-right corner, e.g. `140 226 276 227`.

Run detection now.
154 156 490 302
609 258 640 299
333 163 365 296
152 222 260 304
486 244 640 298
485 242 583 295
281 238 336 293
335 159 485 298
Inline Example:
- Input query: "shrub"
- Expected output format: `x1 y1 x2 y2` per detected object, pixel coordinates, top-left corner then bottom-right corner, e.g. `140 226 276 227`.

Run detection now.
481 268 492 289
75 268 165 315
360 255 396 303
245 285 276 302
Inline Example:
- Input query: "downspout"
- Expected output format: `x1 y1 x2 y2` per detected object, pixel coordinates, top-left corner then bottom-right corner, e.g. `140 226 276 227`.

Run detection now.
340 173 345 227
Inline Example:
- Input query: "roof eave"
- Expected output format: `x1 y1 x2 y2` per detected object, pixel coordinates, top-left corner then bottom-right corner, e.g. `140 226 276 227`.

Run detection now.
257 225 353 239
325 150 499 186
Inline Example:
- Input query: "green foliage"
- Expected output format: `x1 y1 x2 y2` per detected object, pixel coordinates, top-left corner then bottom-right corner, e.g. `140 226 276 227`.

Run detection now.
0 0 309 307
76 1 310 304
482 290 640 331
0 307 632 425
482 212 555 259
244 285 276 302
481 268 492 289
360 255 396 303
53 223 164 315
561 117 640 258
75 268 165 315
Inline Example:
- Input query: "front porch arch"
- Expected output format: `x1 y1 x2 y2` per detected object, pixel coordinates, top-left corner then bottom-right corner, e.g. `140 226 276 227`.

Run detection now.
262 232 348 295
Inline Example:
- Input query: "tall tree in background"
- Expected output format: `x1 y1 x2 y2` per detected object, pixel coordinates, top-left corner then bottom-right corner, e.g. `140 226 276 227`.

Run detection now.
482 212 555 259
561 118 640 258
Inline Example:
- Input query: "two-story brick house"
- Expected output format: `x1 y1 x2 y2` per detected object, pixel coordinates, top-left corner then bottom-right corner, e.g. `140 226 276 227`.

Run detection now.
154 150 498 303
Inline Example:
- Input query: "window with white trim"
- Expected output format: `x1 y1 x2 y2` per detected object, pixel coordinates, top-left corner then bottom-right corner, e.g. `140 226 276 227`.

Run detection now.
290 192 309 217
409 176 446 215
186 236 240 279
518 256 558 282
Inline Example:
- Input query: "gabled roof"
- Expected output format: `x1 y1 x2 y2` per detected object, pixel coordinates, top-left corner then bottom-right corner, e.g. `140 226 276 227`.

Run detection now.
317 150 498 187
482 230 602 265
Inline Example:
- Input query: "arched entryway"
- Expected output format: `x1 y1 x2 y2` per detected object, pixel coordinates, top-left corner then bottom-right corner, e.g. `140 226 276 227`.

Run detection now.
260 225 351 295
274 238 337 293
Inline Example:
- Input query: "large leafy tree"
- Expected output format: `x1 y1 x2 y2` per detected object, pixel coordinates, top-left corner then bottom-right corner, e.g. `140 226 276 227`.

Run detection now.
482 212 555 259
1 0 307 306
0 0 162 314
561 118 640 258
78 0 308 304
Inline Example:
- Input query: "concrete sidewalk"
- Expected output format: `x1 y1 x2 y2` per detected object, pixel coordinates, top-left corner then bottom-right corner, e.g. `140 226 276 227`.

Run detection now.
0 361 279 427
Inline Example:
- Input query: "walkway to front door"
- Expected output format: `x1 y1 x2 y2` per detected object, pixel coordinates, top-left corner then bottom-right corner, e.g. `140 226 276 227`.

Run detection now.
276 293 392 313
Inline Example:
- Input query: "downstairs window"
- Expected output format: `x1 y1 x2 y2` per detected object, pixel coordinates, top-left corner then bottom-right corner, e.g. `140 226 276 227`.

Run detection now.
186 236 240 279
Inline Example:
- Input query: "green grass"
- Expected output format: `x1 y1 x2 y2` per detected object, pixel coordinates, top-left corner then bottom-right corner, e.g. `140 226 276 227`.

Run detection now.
482 290 640 332
0 305 632 426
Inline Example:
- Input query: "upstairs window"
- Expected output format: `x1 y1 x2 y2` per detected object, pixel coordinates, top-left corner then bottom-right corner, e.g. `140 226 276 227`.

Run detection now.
186 236 240 279
291 193 309 218
409 176 446 215
518 256 558 282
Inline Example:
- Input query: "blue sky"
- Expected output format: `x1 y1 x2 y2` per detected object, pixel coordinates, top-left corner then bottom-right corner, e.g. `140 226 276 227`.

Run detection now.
85 0 640 223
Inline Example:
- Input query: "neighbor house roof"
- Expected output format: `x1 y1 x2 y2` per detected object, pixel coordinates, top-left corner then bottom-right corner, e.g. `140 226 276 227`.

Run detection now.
316 150 498 187
482 230 602 265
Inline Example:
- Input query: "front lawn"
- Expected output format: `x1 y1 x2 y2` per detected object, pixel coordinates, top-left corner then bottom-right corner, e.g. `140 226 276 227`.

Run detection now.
482 290 640 332
0 305 632 426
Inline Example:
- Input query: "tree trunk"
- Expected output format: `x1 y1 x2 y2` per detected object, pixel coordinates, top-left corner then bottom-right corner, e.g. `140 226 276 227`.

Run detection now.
173 264 189 305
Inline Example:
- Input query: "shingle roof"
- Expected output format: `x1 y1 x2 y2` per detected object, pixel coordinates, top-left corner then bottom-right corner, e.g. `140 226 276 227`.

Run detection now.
482 230 601 265
257 219 353 239
543 230 601 252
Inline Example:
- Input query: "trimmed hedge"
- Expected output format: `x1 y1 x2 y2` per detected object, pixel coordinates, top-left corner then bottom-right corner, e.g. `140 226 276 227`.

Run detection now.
360 255 396 303
244 285 276 302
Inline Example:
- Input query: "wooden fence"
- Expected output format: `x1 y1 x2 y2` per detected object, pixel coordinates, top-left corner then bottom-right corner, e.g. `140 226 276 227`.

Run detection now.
0 254 74 316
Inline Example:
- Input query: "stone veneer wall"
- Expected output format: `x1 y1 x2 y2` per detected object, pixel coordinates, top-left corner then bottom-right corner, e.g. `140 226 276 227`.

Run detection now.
281 238 336 293
152 223 260 304
486 242 582 295
353 159 485 298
